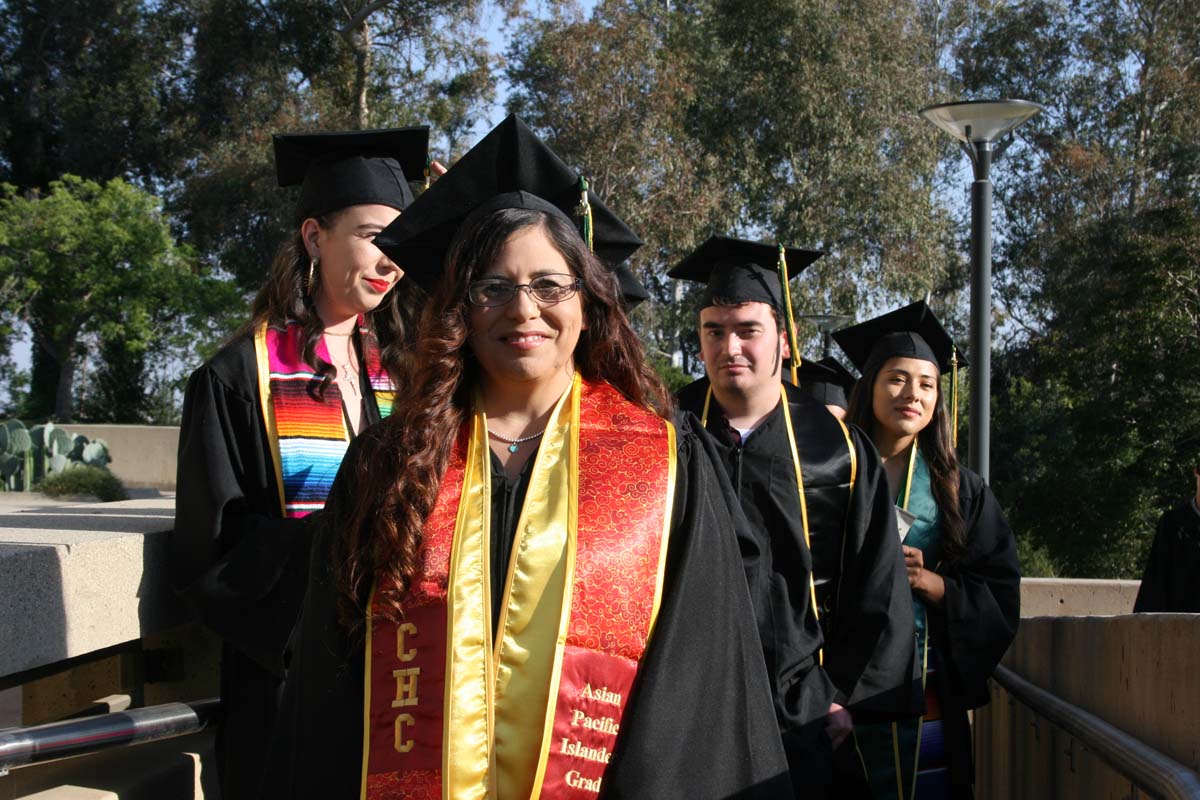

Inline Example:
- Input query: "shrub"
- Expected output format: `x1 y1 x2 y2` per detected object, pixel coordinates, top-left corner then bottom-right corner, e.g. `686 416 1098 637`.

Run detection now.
38 466 128 502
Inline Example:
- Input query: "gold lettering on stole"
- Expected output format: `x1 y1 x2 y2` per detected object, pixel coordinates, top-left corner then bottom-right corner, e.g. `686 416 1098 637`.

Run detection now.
392 667 420 708
392 623 420 755
396 622 417 661
394 713 415 753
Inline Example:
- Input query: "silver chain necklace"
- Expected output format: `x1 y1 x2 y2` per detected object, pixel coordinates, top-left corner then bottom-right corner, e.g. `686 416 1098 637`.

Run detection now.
487 427 546 454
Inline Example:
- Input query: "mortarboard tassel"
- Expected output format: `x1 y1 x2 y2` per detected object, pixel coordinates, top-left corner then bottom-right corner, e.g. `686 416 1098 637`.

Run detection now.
423 155 432 190
777 244 801 386
951 347 959 449
576 176 594 253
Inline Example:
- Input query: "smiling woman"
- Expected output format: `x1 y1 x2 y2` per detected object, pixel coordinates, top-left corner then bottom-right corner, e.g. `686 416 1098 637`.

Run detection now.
170 127 430 800
265 115 794 799
836 301 1021 800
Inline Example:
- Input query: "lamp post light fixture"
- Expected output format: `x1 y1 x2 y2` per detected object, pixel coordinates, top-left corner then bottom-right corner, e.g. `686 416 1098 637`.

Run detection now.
799 313 855 360
918 98 1044 482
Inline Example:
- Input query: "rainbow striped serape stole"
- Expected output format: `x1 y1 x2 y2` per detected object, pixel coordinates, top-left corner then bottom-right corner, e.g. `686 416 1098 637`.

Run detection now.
266 323 351 518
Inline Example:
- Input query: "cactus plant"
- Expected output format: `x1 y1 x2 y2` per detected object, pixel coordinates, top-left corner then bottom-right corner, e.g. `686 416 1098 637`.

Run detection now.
81 441 111 467
48 426 72 458
29 424 47 481
0 453 19 490
0 420 34 490
69 434 89 460
0 420 117 489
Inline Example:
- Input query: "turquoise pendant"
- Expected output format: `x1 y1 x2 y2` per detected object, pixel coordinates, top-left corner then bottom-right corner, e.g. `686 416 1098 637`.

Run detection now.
508 443 519 454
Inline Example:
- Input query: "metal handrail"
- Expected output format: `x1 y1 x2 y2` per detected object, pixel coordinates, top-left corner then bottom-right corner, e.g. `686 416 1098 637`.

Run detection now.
992 664 1200 800
0 698 220 772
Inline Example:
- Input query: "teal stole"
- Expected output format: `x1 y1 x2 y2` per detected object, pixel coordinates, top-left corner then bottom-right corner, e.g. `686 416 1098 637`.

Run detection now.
856 445 947 800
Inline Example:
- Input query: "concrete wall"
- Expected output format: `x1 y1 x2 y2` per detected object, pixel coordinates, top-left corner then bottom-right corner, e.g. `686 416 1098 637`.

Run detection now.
0 492 218 798
1020 577 1140 617
66 425 179 491
976 615 1200 799
0 494 186 681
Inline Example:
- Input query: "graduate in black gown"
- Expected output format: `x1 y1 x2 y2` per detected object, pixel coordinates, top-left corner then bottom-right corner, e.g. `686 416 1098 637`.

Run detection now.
1134 465 1200 612
266 116 791 799
171 128 430 800
671 236 920 795
835 301 1021 800
797 356 857 421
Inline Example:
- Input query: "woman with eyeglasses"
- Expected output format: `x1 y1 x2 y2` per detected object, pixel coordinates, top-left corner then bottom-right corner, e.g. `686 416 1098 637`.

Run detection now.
265 116 792 799
833 302 1020 800
171 129 431 800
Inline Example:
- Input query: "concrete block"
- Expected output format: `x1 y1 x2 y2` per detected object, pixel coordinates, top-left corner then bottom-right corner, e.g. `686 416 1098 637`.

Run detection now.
1020 577 1140 617
0 496 187 682
15 788 117 800
0 729 213 800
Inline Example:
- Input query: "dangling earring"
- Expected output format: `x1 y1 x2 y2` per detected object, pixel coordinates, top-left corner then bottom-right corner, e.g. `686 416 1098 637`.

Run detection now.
307 256 319 296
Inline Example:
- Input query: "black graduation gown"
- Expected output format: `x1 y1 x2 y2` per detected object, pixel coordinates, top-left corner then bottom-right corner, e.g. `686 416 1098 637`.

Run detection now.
923 468 1021 798
171 334 383 800
264 412 792 799
677 378 919 786
1133 499 1200 613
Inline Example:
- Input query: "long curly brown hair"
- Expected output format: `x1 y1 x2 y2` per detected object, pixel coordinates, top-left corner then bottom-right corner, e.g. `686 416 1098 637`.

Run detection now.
234 209 419 388
845 353 967 564
333 205 672 627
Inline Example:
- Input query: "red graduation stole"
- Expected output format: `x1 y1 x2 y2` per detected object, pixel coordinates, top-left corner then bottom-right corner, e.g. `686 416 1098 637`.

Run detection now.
362 375 676 799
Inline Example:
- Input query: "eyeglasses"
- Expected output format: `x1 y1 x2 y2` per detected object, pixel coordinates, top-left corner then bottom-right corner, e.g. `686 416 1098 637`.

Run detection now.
467 274 582 307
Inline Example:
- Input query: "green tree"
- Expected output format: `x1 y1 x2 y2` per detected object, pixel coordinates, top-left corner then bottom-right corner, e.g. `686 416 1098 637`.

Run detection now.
676 0 962 311
0 176 234 421
506 0 965 371
176 0 510 295
991 207 1200 577
956 0 1200 576
506 1 734 372
0 0 189 191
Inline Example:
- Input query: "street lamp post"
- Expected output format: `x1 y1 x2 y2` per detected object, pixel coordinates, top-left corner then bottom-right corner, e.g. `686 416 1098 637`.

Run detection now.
918 99 1043 482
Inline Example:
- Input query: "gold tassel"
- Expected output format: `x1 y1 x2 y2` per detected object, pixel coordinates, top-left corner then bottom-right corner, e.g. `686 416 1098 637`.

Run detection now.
423 155 432 190
575 176 594 253
777 244 800 386
950 347 959 449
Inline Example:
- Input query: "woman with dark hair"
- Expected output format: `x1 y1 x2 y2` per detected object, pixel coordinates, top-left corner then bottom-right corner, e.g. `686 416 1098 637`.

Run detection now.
171 128 430 800
267 115 791 799
834 301 1020 800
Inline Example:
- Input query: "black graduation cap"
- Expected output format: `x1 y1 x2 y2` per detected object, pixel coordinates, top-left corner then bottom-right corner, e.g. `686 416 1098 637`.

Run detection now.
372 114 643 294
615 264 650 310
797 356 857 409
832 300 968 375
273 127 430 220
667 235 824 310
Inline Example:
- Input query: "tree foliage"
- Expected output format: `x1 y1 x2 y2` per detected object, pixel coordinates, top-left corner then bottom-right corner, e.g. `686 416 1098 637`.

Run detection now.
959 0 1200 577
0 0 1196 578
506 0 964 370
0 176 236 422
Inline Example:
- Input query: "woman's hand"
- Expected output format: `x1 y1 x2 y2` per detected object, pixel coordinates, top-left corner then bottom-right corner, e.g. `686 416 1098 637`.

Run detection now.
825 703 853 749
903 545 945 604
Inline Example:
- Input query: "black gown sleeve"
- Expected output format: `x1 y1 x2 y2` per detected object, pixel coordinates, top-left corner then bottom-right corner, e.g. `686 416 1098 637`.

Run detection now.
821 426 922 721
262 431 374 800
1133 510 1174 612
1132 503 1200 613
601 414 793 799
929 468 1021 709
170 339 312 677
